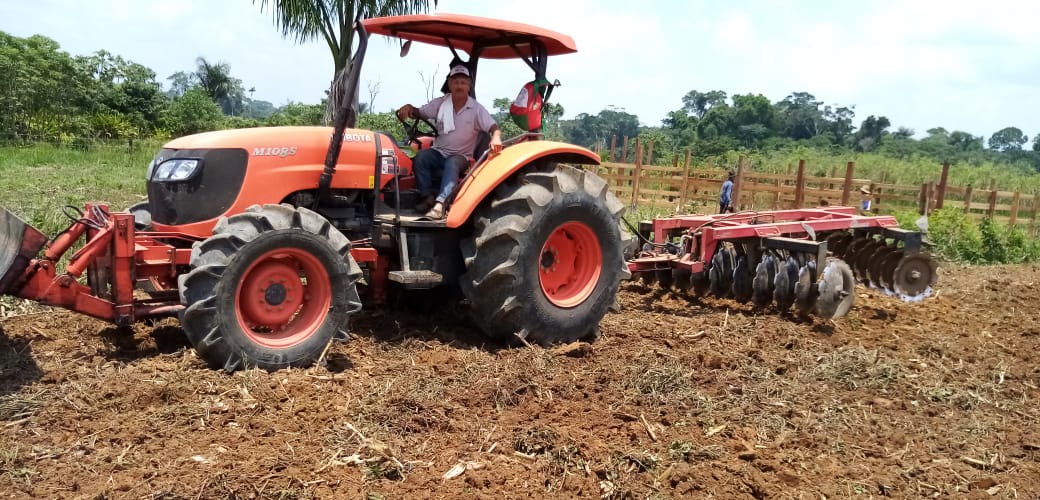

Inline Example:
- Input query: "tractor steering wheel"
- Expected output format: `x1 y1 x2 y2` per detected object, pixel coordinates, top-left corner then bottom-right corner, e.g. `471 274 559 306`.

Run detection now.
397 113 439 144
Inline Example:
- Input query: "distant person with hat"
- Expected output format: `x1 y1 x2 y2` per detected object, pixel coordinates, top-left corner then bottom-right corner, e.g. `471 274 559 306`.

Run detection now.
859 184 873 214
397 64 502 219
719 169 736 213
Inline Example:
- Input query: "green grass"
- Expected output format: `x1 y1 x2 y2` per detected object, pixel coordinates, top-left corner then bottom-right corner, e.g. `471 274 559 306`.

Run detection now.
0 141 158 236
3 140 1039 266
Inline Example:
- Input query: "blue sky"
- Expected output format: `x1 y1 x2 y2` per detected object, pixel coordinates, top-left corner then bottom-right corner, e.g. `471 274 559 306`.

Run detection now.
4 0 1039 142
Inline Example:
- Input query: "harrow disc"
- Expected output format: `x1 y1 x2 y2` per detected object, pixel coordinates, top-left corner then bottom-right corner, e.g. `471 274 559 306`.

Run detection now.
844 237 873 268
794 259 818 316
774 256 799 311
867 245 898 288
854 239 882 282
879 249 904 291
689 271 710 297
751 254 777 307
656 269 674 291
825 232 854 259
639 271 657 287
672 268 692 294
731 254 754 303
816 258 856 318
709 246 735 297
893 253 938 298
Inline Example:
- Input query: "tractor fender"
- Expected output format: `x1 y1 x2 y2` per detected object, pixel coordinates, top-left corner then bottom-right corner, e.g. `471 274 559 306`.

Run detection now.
446 141 600 228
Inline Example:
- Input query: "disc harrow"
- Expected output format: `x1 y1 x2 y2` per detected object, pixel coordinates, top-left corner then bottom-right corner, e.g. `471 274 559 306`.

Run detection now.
627 206 938 319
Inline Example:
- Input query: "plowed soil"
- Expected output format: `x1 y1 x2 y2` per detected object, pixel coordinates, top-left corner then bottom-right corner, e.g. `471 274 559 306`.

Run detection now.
2 263 1039 499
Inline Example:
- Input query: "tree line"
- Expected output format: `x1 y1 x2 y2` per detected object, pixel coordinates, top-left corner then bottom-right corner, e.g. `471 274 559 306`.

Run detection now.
4 29 1039 175
561 90 1040 172
0 31 320 143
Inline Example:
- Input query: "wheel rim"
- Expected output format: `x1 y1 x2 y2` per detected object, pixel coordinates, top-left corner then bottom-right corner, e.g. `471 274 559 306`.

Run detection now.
235 248 332 348
538 221 602 308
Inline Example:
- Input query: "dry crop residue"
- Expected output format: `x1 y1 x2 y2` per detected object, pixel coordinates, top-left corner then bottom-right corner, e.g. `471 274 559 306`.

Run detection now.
1 263 1038 498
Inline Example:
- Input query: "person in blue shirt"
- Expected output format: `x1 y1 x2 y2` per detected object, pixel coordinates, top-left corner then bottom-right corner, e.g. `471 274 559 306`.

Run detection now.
859 184 873 214
719 170 735 213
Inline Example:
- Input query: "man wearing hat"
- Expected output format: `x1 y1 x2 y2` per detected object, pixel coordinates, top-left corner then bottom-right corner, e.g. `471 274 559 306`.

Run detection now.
859 184 873 214
397 64 503 219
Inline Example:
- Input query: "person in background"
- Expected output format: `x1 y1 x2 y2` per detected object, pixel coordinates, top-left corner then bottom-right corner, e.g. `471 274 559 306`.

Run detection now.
859 184 873 215
719 169 735 213
396 65 502 219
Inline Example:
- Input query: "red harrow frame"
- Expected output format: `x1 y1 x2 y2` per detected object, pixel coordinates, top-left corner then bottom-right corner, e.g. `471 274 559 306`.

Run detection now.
625 206 938 318
0 204 389 327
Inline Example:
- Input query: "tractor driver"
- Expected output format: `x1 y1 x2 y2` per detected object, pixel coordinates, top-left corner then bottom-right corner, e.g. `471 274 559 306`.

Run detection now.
397 65 503 219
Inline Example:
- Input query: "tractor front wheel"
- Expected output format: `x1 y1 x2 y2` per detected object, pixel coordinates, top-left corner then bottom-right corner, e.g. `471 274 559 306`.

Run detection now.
178 204 362 371
460 165 628 345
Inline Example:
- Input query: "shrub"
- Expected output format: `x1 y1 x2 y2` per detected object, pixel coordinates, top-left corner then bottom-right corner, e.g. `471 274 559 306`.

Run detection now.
89 112 138 140
925 207 1040 264
161 88 223 137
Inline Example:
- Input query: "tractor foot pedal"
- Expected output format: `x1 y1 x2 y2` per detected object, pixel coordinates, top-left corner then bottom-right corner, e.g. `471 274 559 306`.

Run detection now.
388 270 443 289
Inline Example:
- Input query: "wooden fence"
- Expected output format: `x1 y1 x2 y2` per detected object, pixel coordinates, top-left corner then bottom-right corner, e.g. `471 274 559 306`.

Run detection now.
593 138 1040 233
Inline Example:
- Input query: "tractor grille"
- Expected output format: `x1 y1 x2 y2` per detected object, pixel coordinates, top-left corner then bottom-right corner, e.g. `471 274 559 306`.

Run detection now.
147 148 248 226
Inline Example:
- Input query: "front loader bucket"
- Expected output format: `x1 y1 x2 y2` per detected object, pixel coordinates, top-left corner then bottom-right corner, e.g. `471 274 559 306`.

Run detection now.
0 208 47 295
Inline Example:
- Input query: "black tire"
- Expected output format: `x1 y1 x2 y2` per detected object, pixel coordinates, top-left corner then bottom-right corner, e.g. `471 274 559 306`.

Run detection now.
127 201 152 231
460 165 627 345
178 204 362 371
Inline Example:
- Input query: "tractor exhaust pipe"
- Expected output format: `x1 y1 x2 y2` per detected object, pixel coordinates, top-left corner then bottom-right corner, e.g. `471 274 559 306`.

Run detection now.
0 208 47 295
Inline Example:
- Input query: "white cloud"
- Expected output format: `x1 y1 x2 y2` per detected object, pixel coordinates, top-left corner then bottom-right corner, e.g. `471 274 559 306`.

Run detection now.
2 0 1038 139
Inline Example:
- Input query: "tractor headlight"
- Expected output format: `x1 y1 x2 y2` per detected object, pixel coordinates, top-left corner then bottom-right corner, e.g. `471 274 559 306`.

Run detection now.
145 153 161 180
151 158 202 182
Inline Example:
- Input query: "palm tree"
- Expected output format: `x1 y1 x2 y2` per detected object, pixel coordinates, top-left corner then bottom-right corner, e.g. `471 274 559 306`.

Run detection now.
193 57 244 115
194 58 232 102
255 0 436 124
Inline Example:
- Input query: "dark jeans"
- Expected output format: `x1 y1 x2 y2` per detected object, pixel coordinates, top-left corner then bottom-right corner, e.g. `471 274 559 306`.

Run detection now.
413 149 469 203
719 202 733 214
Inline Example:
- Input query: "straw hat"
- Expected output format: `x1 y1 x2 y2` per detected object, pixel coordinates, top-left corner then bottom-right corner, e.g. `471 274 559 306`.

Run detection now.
859 184 872 195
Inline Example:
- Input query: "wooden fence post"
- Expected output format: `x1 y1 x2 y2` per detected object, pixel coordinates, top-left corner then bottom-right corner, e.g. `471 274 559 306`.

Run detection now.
936 161 950 209
794 160 806 208
645 140 654 166
828 166 837 193
621 136 629 164
631 138 643 207
679 149 692 209
987 179 997 219
774 175 782 210
1031 192 1040 236
609 135 617 163
841 161 854 206
919 183 928 215
963 185 973 213
1010 191 1021 226
734 155 746 210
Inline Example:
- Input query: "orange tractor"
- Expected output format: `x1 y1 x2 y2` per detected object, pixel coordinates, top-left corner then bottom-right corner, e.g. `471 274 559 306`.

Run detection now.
0 14 631 371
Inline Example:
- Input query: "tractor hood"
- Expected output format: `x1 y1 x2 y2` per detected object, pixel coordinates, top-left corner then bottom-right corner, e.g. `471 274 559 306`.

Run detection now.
362 13 577 59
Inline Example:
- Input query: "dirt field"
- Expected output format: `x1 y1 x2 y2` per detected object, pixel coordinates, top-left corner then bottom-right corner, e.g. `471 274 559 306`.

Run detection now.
1 262 1038 499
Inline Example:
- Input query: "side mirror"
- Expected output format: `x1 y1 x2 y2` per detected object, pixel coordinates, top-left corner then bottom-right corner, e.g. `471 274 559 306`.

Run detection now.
400 40 412 57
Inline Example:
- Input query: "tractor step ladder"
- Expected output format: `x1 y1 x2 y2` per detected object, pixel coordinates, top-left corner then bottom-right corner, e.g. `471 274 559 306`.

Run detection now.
387 226 443 289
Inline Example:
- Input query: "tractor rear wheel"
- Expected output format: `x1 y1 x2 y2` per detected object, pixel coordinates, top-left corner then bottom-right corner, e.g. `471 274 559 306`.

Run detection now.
460 165 628 345
178 204 362 371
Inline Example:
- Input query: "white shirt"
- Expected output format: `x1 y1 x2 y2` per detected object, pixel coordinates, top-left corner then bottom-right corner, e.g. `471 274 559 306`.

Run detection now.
418 95 496 158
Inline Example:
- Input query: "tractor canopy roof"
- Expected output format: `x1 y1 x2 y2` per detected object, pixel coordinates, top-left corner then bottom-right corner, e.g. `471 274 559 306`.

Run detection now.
362 13 577 59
